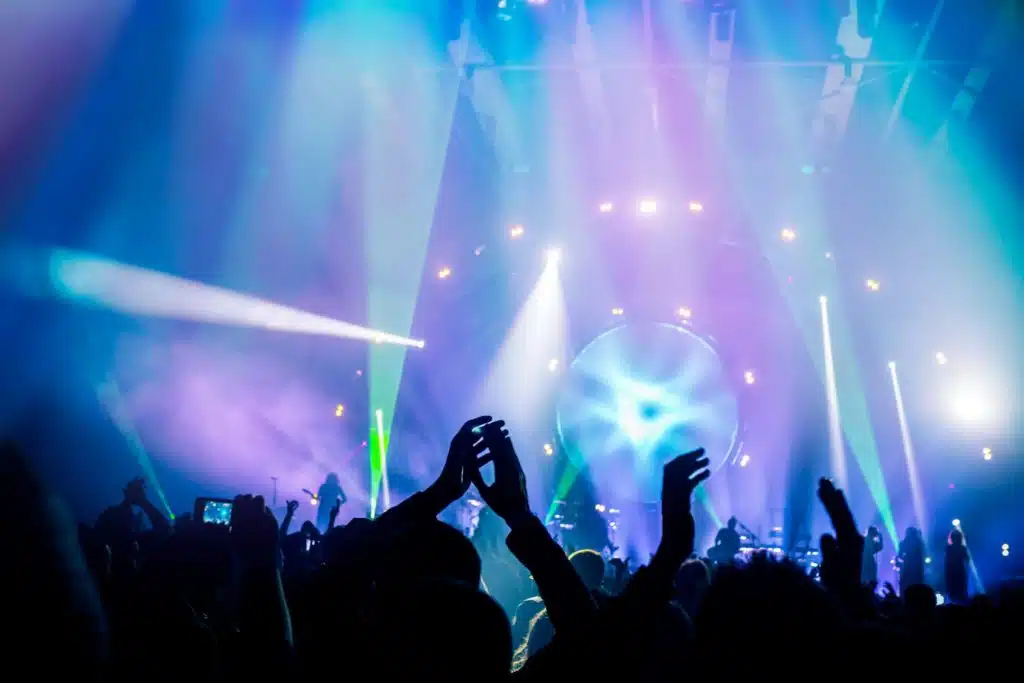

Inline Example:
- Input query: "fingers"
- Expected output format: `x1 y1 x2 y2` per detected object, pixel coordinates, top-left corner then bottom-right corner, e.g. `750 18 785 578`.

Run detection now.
820 533 838 559
461 415 493 436
469 466 489 493
689 468 711 487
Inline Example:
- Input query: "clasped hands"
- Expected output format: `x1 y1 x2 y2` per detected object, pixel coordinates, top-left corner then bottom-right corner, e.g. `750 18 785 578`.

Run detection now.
426 416 532 529
429 416 712 546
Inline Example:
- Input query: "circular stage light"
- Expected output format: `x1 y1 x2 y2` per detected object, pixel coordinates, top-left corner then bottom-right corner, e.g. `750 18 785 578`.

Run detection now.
555 322 740 503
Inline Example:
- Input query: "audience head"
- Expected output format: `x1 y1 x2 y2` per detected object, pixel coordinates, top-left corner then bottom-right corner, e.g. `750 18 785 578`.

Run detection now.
568 548 606 591
372 579 511 681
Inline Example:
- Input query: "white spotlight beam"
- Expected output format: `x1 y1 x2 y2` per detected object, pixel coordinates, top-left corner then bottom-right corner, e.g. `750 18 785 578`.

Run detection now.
819 296 847 488
888 362 927 541
42 248 425 347
475 255 568 429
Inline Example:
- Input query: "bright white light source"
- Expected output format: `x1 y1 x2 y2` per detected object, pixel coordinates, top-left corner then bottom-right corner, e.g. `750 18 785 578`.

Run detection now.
611 307 624 316
509 224 525 239
688 200 703 214
543 443 554 456
545 248 561 266
438 266 452 279
594 503 606 512
935 352 948 365
739 453 750 467
865 279 880 291
982 447 992 460
819 295 828 304
637 198 658 215
743 370 756 385
950 389 991 423
677 306 692 319
548 358 559 372
598 201 614 213
334 404 345 417
780 228 797 242
952 518 961 528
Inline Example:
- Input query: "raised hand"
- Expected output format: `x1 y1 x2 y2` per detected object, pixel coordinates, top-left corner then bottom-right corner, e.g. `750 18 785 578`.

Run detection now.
230 494 280 570
122 477 148 506
286 500 299 515
817 477 864 595
659 448 710 558
428 415 496 508
470 421 530 528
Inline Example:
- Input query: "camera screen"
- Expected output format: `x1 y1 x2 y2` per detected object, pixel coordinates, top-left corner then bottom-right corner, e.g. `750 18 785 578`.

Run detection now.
203 500 233 525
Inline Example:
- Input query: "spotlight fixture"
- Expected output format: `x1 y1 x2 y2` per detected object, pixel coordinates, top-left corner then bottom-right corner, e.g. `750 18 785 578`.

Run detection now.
509 224 525 238
780 228 797 242
743 370 756 385
688 200 704 214
865 279 880 291
438 266 452 279
334 404 345 417
952 518 961 528
677 306 693 319
819 295 828 304
543 443 554 456
982 447 992 460
611 307 624 316
637 198 658 215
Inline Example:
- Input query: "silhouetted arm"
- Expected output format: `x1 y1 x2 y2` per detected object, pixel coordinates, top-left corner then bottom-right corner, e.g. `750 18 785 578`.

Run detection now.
505 511 597 636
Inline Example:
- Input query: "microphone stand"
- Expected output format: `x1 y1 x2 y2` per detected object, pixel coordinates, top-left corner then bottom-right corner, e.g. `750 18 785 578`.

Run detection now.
736 520 760 547
270 476 278 509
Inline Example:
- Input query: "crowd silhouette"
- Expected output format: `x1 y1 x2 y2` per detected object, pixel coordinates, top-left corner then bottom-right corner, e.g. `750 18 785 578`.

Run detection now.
1 415 1016 680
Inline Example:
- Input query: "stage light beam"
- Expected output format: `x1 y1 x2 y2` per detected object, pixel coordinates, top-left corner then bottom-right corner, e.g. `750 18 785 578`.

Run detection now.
24 248 426 348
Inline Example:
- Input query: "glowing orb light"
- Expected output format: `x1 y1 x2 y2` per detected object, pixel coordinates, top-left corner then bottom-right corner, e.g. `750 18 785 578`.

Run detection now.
555 323 740 502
